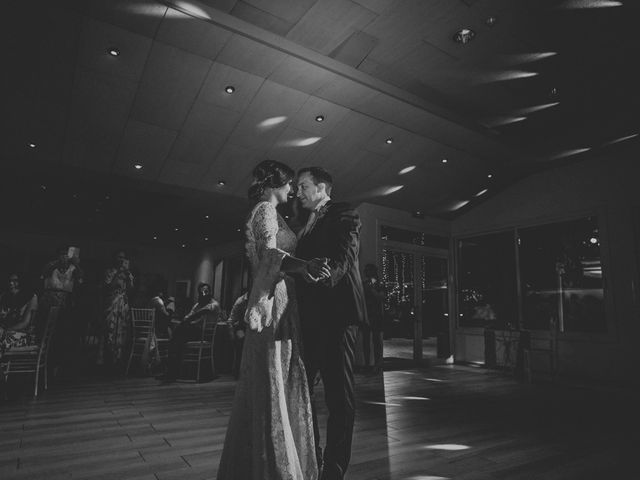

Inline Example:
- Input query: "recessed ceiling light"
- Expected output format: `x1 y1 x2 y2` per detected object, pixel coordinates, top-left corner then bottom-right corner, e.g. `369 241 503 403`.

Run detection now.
108 47 120 57
40 185 47 190
174 227 179 232
236 228 241 232
217 180 226 186
385 137 393 144
485 16 497 27
134 163 143 170
487 174 493 178
225 86 235 94
442 158 448 164
315 115 325 122
28 142 36 148
181 243 186 248
205 215 209 219
204 237 209 241
398 166 416 175
453 28 475 44
153 236 158 240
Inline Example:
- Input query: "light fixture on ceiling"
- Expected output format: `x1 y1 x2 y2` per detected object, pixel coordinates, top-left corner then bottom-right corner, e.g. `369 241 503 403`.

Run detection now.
385 137 393 144
40 184 47 190
589 237 598 244
181 243 186 248
174 227 179 232
108 47 120 57
225 86 235 94
134 163 143 170
28 142 36 148
487 173 493 178
485 16 497 27
453 28 475 44
153 235 158 240
412 210 425 219
217 180 226 186
442 158 448 164
603 133 639 145
382 185 404 195
204 237 209 241
550 87 558 97
398 165 416 175
236 228 241 232
205 214 210 219
257 116 287 129
315 115 325 122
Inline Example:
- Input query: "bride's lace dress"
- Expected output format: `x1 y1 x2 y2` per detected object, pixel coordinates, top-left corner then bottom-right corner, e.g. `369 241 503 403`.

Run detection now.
216 201 318 480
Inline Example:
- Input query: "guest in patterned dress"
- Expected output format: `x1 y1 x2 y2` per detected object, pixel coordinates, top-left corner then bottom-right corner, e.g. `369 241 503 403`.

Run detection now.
0 273 38 360
96 251 134 371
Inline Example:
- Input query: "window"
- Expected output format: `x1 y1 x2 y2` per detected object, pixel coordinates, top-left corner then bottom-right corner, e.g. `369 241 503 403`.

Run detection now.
457 232 517 329
381 225 448 249
518 217 605 333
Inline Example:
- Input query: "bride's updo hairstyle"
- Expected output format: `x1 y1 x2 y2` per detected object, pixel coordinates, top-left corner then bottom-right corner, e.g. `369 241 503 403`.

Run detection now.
247 160 294 202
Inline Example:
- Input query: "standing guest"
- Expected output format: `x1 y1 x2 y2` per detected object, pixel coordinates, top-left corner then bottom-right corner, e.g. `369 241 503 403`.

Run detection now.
97 250 134 372
0 273 38 359
39 246 83 375
362 264 385 374
162 282 220 382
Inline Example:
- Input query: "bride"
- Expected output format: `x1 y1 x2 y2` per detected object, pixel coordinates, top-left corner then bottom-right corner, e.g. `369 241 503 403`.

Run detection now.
216 160 328 480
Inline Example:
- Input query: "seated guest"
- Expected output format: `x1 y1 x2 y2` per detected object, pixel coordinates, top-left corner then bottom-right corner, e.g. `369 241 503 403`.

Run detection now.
228 290 248 379
148 278 171 338
0 273 38 359
162 282 220 382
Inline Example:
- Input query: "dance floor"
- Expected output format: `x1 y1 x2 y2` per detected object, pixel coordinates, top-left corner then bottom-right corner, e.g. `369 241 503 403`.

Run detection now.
0 364 632 479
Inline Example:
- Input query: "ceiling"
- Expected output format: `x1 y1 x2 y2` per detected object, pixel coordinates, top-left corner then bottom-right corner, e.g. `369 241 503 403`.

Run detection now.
3 0 638 246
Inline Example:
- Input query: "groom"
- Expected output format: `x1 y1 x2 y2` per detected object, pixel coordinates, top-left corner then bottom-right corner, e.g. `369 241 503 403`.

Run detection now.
295 167 367 480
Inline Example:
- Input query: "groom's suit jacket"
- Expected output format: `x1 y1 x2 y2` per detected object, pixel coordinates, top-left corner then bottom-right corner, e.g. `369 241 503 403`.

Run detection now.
296 201 368 329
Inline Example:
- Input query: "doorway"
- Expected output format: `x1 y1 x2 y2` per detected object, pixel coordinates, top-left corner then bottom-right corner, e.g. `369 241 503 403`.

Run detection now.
379 246 450 368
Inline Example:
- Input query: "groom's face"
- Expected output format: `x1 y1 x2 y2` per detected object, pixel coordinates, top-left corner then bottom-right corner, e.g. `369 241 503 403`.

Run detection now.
296 172 324 210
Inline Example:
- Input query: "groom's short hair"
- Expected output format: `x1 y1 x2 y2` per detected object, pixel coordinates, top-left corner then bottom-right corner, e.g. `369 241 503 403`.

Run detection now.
298 167 333 195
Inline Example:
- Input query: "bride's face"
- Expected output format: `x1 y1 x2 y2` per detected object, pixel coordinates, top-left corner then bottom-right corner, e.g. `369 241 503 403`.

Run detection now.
273 181 292 204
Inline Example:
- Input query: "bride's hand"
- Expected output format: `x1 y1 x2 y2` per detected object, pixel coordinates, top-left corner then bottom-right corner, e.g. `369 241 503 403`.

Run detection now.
306 258 330 279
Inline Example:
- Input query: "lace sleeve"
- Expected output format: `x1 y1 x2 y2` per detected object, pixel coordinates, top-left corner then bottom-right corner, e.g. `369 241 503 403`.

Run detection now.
245 201 289 332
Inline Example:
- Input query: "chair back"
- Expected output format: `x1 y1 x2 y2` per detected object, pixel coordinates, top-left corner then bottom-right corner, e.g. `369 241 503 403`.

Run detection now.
199 310 219 344
39 306 61 357
130 308 155 340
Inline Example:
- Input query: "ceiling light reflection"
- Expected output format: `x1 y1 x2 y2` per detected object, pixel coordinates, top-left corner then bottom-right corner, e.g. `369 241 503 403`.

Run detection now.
422 377 445 382
169 1 212 19
604 133 639 145
397 396 431 401
474 71 538 83
403 476 450 480
548 147 591 160
515 102 560 115
278 137 322 147
475 189 488 197
363 401 402 407
556 0 622 8
498 52 557 65
424 444 471 451
450 200 470 211
481 116 527 127
382 185 404 195
399 165 416 175
257 116 287 130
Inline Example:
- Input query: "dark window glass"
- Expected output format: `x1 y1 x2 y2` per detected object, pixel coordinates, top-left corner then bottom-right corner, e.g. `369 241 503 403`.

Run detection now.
381 225 448 249
518 217 605 333
457 232 517 329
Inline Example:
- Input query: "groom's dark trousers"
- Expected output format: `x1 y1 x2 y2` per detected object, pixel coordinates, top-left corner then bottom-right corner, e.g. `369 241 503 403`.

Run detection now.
296 201 368 480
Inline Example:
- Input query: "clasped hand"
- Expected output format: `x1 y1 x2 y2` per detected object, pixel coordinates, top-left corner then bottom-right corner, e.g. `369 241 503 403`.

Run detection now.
306 257 330 282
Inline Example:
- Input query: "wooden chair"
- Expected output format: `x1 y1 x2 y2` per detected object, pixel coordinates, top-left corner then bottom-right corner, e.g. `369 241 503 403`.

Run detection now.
126 308 154 376
1 306 60 397
177 313 218 383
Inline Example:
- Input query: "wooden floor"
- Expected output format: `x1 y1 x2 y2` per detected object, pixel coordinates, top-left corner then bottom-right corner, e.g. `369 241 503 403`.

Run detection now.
0 364 634 480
